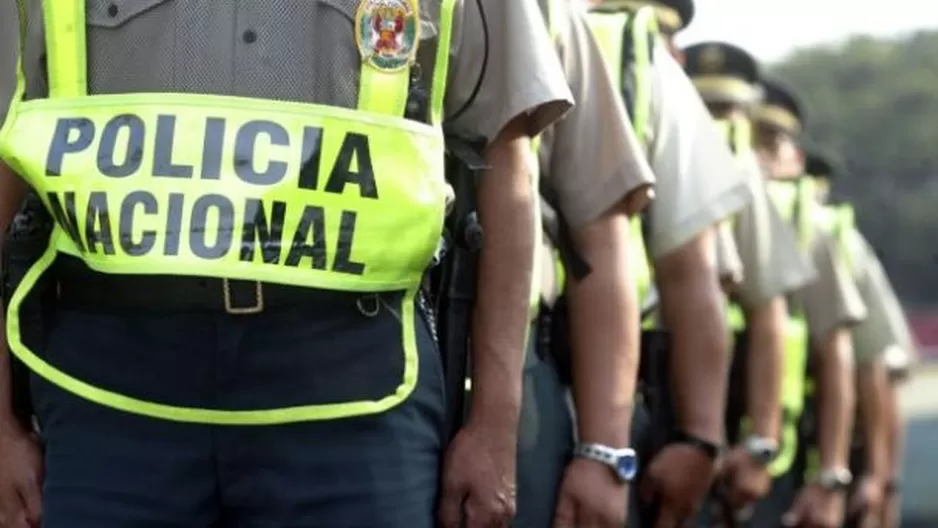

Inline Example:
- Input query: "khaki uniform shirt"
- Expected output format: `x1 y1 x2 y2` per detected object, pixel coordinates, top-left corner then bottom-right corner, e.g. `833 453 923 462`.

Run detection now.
1 0 573 147
847 229 916 367
536 0 656 306
732 153 817 307
644 41 753 260
795 228 868 345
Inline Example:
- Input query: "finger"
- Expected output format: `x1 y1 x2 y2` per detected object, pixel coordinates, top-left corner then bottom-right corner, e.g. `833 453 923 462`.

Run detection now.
9 510 33 528
551 492 576 528
18 478 43 525
437 484 467 528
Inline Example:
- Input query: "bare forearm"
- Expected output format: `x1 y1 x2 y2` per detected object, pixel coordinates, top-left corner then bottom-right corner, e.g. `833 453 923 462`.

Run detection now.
468 118 535 427
884 381 904 481
568 204 638 446
744 297 786 440
857 360 890 478
0 162 28 432
658 229 727 443
814 328 855 469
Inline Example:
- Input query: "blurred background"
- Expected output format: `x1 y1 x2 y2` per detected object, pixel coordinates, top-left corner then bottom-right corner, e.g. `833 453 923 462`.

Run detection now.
676 2 938 525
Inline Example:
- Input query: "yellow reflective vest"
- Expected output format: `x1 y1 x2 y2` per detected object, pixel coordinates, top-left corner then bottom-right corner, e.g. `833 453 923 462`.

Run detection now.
0 0 457 425
584 6 657 308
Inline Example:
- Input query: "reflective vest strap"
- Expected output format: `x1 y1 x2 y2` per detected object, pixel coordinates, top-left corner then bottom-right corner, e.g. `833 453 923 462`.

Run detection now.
835 204 856 276
430 0 457 125
42 0 88 98
586 12 628 91
795 177 814 250
628 6 657 146
727 303 745 331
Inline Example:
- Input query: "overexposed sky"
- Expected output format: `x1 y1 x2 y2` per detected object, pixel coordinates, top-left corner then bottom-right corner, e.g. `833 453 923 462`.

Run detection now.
675 0 938 63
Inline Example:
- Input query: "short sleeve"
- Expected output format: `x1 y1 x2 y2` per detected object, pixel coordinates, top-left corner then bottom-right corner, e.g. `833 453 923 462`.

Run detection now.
850 231 917 365
537 0 654 229
645 41 753 259
0 0 47 127
445 0 573 141
0 2 21 125
733 161 817 307
797 233 867 343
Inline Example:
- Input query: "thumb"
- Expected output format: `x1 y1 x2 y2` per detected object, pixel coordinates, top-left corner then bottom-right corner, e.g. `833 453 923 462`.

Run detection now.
437 480 466 528
19 479 43 526
551 491 577 528
782 494 808 527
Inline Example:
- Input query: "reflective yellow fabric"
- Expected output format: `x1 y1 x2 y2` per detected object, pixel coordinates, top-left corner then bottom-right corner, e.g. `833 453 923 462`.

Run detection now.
0 0 458 425
586 6 656 308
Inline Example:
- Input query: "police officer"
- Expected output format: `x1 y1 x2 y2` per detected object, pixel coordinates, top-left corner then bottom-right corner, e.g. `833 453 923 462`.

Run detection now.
512 0 657 526
586 2 772 525
682 41 820 525
804 148 915 528
752 77 868 528
0 1 575 527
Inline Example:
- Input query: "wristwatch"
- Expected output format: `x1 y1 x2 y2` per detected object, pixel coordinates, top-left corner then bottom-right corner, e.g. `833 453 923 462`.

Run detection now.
670 429 723 460
742 435 779 466
573 443 639 483
816 467 853 492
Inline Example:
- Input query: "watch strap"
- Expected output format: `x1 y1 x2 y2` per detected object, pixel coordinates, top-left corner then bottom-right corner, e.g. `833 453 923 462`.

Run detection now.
669 430 722 460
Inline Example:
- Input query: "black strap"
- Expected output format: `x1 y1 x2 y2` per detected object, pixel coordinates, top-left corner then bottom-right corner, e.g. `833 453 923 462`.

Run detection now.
539 186 592 281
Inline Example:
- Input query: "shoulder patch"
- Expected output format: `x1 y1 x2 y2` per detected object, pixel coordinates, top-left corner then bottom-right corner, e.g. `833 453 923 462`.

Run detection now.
355 0 421 71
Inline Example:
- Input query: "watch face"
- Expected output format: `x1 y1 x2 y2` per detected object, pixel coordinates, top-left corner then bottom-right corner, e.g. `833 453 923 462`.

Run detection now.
615 453 638 481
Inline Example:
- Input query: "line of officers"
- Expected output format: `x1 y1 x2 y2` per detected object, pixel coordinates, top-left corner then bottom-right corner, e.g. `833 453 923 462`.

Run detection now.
511 0 918 527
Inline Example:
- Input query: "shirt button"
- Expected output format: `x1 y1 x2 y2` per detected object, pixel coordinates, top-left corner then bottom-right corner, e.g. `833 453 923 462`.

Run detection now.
242 30 257 44
107 4 118 17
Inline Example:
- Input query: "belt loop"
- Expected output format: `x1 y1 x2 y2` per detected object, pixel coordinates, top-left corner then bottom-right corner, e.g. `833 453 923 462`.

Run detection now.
223 279 265 315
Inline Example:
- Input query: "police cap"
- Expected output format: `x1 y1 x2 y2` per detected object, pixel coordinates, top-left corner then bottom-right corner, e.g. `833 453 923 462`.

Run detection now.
591 0 695 33
756 77 805 136
803 147 841 181
683 41 760 105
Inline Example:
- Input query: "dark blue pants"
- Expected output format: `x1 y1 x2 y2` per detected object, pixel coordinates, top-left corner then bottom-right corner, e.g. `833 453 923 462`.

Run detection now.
513 337 652 528
514 339 574 528
32 292 444 527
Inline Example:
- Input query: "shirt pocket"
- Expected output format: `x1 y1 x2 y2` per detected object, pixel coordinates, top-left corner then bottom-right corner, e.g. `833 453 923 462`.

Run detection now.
85 0 171 29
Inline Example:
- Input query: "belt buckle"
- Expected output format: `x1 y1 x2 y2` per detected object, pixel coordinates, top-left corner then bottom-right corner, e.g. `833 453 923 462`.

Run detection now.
222 279 265 315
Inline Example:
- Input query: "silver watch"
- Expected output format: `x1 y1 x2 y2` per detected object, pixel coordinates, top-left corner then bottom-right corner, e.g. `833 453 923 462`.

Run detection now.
742 435 779 466
816 467 853 491
572 443 638 483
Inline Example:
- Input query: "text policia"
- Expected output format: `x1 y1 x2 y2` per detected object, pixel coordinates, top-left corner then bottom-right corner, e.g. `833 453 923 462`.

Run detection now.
41 114 384 276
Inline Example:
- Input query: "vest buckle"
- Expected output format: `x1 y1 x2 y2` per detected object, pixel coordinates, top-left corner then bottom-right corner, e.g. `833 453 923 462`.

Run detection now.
222 279 265 315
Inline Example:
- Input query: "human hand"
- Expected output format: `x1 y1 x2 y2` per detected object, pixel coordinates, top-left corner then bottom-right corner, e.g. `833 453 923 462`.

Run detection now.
0 421 43 528
438 420 517 528
552 457 628 527
639 443 718 528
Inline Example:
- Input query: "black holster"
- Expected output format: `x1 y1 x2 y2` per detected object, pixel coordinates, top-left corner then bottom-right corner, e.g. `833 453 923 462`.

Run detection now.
2 193 55 427
428 134 485 445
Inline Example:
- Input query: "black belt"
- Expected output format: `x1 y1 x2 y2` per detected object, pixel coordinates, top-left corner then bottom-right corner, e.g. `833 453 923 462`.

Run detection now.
56 273 355 314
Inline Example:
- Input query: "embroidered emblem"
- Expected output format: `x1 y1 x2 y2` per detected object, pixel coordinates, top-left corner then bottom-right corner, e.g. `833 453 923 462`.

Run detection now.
699 44 725 74
356 0 421 71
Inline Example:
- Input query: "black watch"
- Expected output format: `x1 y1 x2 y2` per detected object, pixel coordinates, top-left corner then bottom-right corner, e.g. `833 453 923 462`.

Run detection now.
669 430 723 460
885 479 900 495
